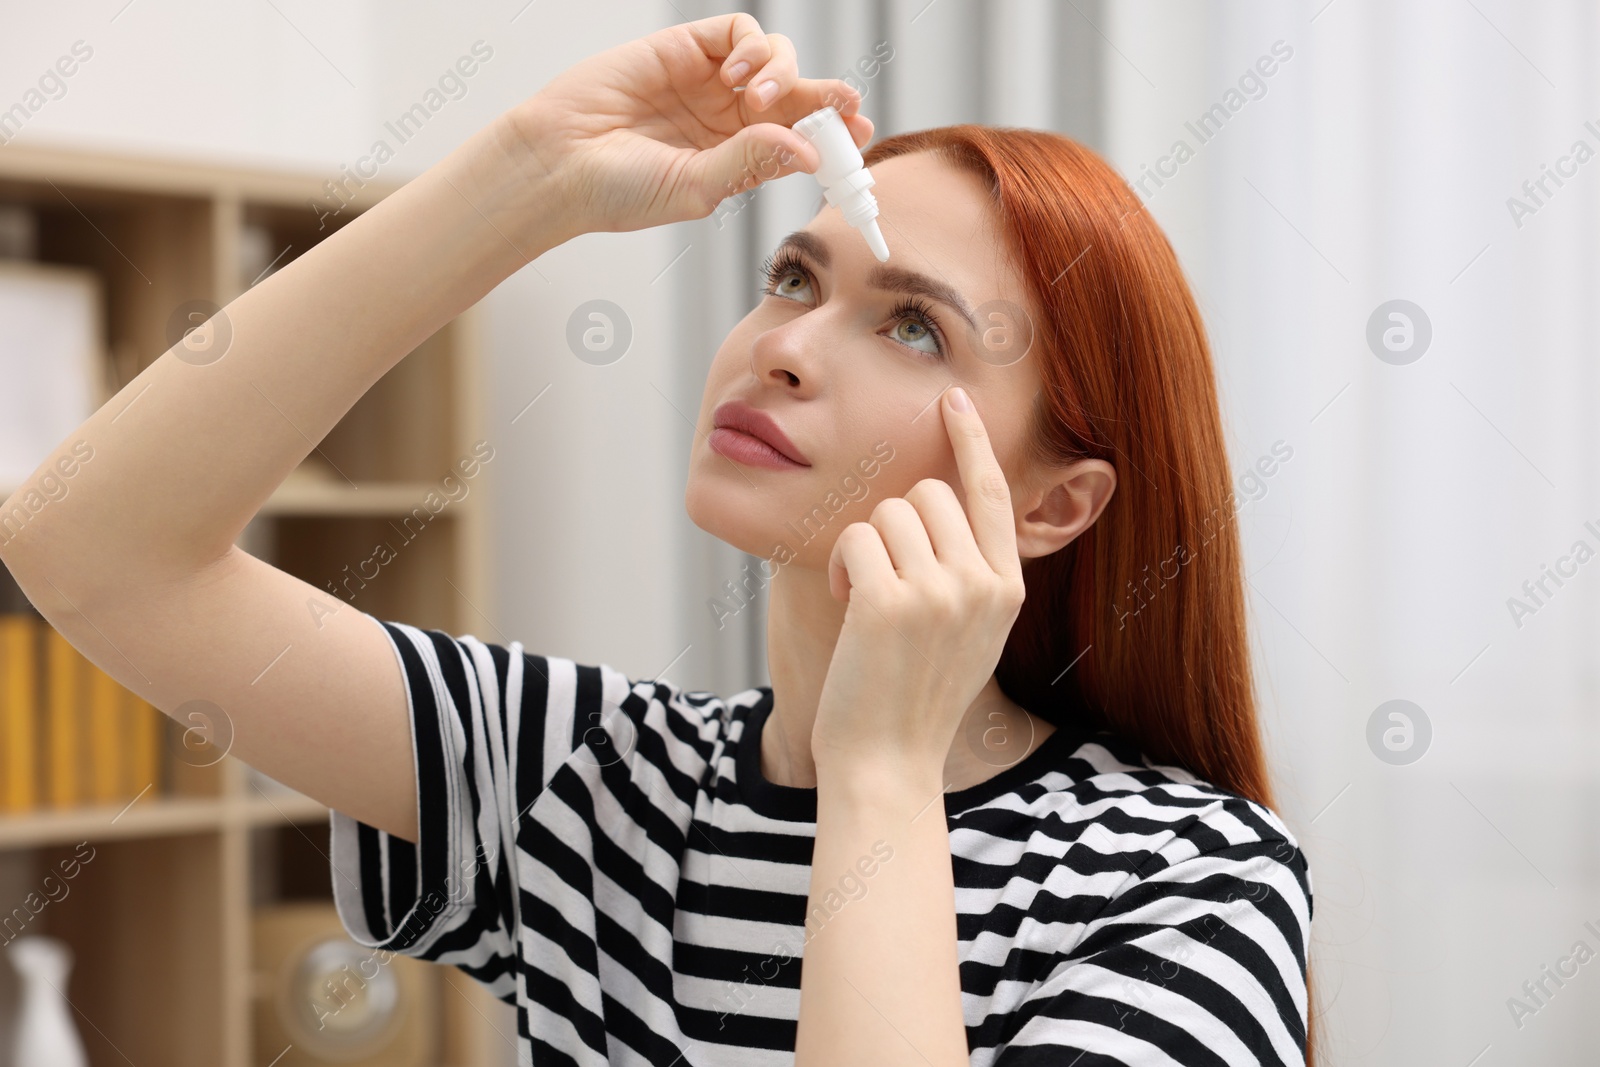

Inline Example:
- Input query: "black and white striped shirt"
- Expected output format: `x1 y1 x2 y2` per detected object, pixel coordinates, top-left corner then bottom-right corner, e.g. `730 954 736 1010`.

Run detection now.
329 617 1312 1066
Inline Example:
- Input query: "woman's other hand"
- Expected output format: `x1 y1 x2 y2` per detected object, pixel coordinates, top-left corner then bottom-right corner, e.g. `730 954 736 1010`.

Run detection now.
813 387 1029 781
509 12 875 236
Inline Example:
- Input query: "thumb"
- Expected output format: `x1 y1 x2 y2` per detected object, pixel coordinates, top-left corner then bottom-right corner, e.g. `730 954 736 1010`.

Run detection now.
686 123 819 216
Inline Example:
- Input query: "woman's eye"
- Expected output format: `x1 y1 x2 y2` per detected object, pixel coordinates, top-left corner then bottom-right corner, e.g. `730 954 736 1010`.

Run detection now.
892 315 941 356
770 268 811 301
761 260 946 360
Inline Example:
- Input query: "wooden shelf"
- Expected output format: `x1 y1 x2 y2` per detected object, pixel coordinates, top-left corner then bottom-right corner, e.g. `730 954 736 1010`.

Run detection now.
0 475 474 517
260 476 465 517
0 139 398 210
0 139 495 1067
0 786 330 849
0 794 222 849
1 478 460 516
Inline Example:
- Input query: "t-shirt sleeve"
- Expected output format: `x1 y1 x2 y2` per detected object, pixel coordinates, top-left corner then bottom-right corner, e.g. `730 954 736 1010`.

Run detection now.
326 615 613 1000
993 802 1313 1067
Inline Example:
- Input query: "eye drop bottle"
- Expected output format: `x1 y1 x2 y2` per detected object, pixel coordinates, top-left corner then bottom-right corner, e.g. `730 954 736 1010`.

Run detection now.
793 105 889 262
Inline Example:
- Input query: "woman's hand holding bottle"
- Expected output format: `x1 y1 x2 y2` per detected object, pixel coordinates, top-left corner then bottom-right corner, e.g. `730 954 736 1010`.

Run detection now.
492 12 875 244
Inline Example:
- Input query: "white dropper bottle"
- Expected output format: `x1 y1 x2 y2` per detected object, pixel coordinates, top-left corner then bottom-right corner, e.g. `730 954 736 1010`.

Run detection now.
793 105 889 262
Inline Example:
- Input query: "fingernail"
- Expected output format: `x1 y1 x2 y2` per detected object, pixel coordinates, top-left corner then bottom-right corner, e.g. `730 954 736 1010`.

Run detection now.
948 386 972 411
755 79 777 105
726 60 750 83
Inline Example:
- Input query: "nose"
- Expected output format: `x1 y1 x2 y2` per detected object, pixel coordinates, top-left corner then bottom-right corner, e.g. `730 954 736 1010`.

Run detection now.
749 311 830 393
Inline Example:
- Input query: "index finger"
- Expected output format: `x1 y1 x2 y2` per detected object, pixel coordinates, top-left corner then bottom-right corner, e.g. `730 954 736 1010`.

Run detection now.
687 12 867 122
939 386 1023 580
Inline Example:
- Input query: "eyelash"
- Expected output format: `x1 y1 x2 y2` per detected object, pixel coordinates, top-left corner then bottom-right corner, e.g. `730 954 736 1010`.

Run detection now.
756 249 949 360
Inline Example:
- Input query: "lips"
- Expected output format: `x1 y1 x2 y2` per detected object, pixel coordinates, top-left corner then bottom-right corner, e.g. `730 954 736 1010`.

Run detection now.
710 401 811 467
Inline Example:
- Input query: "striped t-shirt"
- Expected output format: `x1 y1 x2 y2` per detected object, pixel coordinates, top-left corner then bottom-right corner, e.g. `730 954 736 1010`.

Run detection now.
328 617 1312 1066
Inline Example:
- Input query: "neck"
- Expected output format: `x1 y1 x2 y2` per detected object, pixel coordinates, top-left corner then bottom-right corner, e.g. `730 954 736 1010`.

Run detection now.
760 561 1053 791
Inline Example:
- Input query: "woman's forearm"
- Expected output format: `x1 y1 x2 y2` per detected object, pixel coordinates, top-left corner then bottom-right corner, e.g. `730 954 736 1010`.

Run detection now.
0 111 569 608
796 758 969 1067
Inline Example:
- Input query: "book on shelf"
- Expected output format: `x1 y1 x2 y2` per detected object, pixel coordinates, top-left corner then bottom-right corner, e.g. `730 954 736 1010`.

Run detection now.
43 624 79 808
0 256 104 490
0 577 166 815
0 610 37 812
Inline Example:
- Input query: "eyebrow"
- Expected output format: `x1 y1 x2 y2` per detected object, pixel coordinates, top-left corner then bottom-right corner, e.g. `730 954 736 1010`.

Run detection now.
773 230 978 334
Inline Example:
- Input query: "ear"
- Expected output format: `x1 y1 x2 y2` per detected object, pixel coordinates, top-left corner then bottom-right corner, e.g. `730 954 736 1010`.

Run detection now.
1014 458 1116 562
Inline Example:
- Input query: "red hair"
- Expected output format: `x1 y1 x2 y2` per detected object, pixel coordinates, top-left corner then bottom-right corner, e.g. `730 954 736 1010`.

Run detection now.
862 125 1318 1064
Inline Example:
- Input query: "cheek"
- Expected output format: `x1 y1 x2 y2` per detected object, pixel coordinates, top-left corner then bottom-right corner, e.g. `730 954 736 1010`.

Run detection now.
844 400 1024 517
836 410 954 505
870 447 957 508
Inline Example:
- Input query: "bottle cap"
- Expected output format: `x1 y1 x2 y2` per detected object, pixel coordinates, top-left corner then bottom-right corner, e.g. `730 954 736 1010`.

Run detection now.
793 106 889 262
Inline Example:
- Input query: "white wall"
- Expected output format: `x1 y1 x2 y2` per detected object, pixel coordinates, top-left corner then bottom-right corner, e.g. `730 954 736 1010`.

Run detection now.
1104 1 1600 1061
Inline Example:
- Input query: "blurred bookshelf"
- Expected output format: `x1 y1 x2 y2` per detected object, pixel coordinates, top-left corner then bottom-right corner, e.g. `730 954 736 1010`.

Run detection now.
0 143 496 1067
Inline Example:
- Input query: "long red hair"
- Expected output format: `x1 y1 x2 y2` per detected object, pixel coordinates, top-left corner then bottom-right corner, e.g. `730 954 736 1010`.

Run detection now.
862 125 1318 1064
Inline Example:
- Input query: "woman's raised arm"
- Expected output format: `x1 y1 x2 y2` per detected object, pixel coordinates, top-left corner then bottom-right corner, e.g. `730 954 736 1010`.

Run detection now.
0 13 870 843
0 113 571 841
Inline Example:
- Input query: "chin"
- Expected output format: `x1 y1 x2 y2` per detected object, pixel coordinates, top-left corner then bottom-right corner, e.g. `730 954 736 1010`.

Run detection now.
684 472 779 559
685 470 838 574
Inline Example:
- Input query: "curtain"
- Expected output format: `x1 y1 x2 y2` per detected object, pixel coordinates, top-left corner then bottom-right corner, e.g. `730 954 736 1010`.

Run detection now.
1102 1 1600 1060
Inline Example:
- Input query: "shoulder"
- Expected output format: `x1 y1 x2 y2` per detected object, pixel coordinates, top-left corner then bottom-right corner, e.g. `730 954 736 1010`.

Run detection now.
963 727 1311 917
1073 733 1305 870
975 733 1314 1065
373 618 766 782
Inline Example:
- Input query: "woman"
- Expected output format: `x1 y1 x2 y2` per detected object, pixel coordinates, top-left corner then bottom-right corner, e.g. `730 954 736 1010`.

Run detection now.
0 13 1313 1066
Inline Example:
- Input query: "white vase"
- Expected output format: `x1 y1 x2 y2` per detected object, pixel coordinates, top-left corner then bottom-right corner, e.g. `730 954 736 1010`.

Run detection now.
7 935 89 1067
